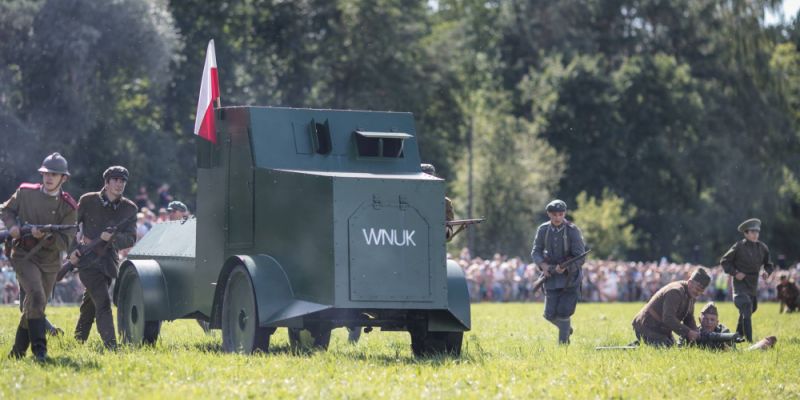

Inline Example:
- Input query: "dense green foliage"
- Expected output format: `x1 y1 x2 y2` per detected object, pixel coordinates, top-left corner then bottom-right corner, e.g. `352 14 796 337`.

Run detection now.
2 0 800 262
1 303 798 398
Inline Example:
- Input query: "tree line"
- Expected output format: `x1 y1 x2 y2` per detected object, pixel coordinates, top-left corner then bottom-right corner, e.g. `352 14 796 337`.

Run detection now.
2 0 799 265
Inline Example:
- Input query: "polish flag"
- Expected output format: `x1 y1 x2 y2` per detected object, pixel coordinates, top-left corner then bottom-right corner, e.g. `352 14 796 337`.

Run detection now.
194 39 220 144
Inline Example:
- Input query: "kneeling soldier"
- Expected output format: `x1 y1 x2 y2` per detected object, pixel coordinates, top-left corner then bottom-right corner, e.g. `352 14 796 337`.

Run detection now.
632 268 710 347
69 166 137 350
2 153 77 361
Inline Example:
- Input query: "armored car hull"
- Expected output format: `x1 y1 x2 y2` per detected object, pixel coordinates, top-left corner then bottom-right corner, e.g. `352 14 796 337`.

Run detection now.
114 107 470 356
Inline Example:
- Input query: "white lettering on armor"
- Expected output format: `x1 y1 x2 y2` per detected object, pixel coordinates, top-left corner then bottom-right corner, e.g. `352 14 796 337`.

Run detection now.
362 228 417 247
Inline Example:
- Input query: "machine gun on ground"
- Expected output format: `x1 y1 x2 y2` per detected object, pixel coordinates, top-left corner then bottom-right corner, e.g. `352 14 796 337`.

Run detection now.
692 331 745 349
1 223 78 257
445 218 485 240
532 249 592 293
55 214 136 281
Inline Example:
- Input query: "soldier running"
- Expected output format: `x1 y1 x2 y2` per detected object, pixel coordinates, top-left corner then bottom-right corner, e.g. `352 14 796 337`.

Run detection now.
719 218 774 342
632 268 710 347
69 166 138 350
531 199 586 344
2 153 78 361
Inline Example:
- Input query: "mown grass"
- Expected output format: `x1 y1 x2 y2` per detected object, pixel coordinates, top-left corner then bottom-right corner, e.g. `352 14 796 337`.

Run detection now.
1 302 798 399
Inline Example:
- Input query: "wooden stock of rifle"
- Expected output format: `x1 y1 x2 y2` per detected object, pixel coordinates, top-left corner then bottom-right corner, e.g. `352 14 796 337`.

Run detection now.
55 214 136 282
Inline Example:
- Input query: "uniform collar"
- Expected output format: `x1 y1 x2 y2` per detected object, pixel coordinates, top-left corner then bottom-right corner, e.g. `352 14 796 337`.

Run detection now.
549 223 565 232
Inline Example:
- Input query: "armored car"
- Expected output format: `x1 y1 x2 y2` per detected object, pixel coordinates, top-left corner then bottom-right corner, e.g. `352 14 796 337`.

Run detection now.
114 106 470 356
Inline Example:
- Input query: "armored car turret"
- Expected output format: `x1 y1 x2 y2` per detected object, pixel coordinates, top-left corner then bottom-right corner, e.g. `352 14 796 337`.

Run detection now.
114 106 470 356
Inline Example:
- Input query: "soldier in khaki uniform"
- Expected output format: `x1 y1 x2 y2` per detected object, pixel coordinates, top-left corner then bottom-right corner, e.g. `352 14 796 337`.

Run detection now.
719 218 774 342
69 166 138 350
2 153 78 361
632 268 710 347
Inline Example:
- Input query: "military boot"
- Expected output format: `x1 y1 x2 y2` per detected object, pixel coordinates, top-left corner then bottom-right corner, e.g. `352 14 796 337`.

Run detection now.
8 326 30 359
742 318 753 343
556 318 572 345
28 319 48 362
74 314 94 343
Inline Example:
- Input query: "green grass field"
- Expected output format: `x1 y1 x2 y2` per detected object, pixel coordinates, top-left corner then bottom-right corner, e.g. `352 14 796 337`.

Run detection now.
1 302 798 399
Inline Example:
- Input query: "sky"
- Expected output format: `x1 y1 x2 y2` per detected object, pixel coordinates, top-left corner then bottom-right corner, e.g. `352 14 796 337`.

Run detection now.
766 0 800 25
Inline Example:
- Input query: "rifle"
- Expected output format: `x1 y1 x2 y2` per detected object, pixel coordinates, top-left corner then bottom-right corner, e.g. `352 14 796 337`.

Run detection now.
531 249 592 293
445 218 485 240
55 214 136 282
0 224 78 242
1 223 78 258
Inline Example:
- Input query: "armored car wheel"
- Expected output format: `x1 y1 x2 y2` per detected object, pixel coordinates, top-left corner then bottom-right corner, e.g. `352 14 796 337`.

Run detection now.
117 267 161 345
221 265 273 354
288 327 332 352
409 327 463 357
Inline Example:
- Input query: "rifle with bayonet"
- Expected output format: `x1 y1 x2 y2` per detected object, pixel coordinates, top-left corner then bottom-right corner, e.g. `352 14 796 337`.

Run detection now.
445 218 485 240
1 222 78 258
55 214 137 282
531 249 592 293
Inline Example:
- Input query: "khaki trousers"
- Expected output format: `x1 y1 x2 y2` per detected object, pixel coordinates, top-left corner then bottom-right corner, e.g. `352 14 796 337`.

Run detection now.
12 258 57 325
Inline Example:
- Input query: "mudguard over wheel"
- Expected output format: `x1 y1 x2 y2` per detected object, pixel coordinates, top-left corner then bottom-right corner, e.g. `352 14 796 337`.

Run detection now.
288 327 332 352
409 327 463 357
221 264 274 353
117 267 161 345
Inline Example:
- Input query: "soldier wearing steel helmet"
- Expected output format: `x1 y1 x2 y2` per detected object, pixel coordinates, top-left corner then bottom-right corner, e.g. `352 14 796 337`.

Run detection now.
719 218 774 342
530 199 586 344
69 166 138 350
2 153 78 361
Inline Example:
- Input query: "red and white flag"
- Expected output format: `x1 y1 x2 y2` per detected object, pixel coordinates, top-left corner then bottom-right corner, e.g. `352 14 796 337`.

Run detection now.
194 39 220 144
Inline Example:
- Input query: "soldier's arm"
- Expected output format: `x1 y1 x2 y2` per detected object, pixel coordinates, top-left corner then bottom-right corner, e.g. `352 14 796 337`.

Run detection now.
761 244 774 275
719 243 738 275
682 307 698 331
661 290 692 337
531 226 546 265
567 226 586 271
0 190 21 228
111 208 137 250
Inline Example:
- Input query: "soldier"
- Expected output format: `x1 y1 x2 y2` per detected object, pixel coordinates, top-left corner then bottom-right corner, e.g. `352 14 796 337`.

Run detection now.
166 200 189 221
2 153 78 361
681 302 737 350
530 199 586 344
719 218 774 342
420 163 455 241
776 274 799 313
69 166 137 350
631 268 709 347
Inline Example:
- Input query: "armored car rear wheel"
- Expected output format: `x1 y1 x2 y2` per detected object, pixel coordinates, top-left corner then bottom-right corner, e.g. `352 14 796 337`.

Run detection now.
288 327 332 352
409 328 463 357
221 265 272 354
117 267 161 345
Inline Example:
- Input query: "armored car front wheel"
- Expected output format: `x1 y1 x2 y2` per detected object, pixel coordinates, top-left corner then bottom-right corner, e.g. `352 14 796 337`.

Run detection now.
117 267 161 345
221 264 273 354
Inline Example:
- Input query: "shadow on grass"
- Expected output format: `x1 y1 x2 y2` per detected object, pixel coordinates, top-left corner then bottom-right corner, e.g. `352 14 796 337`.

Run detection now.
186 340 479 365
42 355 101 371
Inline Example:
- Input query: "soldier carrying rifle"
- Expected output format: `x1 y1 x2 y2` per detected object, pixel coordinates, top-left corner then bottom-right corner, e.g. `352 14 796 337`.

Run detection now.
68 166 138 351
678 302 743 350
530 199 586 345
2 153 78 361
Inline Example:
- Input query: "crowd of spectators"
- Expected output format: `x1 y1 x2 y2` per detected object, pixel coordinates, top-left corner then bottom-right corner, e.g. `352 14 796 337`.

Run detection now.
1 185 797 307
453 249 800 304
